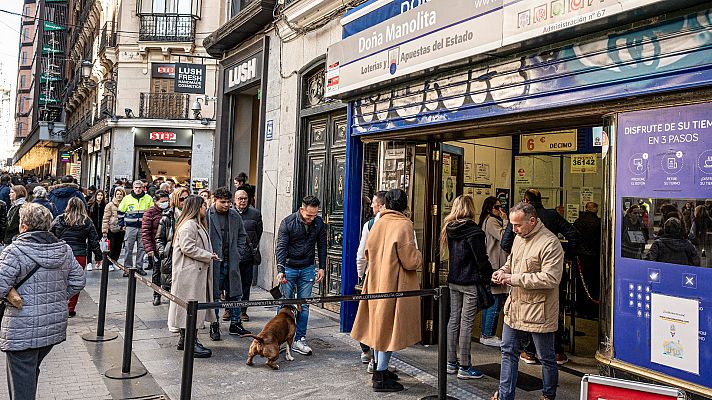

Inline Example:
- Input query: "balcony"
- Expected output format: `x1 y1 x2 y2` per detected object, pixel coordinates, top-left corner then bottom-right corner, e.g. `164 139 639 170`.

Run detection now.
139 14 196 42
203 0 276 57
139 92 190 119
99 22 117 53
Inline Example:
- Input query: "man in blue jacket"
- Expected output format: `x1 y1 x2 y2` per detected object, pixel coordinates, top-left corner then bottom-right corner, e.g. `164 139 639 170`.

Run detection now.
0 174 11 207
47 175 86 217
275 195 327 356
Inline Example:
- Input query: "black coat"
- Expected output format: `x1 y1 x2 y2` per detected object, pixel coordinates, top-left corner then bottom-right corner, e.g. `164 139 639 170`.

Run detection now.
647 235 700 266
50 215 102 259
446 220 492 285
501 202 580 258
156 208 176 289
0 199 7 241
275 211 327 272
573 211 601 257
236 206 263 264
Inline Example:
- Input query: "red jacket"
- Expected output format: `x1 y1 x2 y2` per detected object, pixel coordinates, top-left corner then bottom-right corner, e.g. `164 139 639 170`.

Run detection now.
141 205 162 254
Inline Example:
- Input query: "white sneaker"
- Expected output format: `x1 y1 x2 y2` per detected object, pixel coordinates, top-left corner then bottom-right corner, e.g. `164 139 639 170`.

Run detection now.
109 265 116 271
360 351 372 364
367 359 397 374
291 337 313 355
480 336 503 347
86 263 93 271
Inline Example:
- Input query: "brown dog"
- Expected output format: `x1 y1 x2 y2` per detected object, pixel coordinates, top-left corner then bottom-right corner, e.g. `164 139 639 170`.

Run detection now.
243 305 299 369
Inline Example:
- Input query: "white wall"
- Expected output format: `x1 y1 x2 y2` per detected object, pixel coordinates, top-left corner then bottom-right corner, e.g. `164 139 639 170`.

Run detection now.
190 129 214 184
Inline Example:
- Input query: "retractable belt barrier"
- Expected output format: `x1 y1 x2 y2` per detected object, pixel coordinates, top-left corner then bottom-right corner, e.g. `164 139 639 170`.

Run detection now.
95 257 454 400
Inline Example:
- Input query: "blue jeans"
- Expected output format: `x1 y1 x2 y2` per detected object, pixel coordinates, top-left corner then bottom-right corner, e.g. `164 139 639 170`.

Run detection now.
216 261 241 323
481 293 507 337
499 323 557 400
281 266 316 339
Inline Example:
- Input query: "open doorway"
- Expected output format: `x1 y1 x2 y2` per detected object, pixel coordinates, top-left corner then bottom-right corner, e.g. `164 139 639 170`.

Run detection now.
136 148 192 185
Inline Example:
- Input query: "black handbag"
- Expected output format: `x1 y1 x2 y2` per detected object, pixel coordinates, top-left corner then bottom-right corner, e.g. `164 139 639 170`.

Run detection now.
0 263 42 320
476 283 495 309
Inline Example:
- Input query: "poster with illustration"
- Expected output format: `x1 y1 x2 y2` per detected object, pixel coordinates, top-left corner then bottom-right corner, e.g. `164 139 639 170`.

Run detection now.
442 176 456 215
650 293 699 374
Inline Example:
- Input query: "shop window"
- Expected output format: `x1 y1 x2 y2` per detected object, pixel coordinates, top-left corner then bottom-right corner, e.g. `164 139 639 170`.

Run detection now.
620 197 709 267
137 0 201 17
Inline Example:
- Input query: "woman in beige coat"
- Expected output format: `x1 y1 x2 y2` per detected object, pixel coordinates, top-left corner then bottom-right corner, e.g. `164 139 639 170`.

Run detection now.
167 195 219 358
101 188 125 269
478 196 510 347
351 189 423 393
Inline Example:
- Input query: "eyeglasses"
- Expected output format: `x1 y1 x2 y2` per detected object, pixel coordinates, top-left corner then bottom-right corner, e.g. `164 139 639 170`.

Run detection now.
179 197 188 202
493 204 501 209
236 197 248 201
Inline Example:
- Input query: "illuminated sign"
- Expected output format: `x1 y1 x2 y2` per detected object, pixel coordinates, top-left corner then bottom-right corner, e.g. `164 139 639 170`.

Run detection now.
134 128 192 148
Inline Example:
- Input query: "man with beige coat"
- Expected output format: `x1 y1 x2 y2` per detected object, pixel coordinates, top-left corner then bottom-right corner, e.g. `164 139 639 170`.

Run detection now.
491 202 564 400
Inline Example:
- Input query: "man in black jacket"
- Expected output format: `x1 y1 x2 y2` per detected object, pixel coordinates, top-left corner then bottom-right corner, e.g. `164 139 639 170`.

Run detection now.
501 188 580 365
234 189 263 322
0 199 7 244
275 195 327 356
573 202 601 319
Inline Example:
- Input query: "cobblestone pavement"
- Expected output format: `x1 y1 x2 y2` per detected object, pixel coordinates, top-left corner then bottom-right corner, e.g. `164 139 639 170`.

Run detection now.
0 261 591 399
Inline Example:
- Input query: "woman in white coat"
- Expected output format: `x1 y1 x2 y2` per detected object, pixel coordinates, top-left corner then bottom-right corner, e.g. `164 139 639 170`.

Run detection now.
167 195 219 358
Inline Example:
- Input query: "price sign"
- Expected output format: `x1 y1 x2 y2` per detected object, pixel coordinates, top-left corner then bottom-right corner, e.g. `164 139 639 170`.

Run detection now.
571 154 597 174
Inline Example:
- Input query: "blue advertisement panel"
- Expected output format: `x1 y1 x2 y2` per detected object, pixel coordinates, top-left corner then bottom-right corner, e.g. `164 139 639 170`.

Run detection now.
614 102 712 388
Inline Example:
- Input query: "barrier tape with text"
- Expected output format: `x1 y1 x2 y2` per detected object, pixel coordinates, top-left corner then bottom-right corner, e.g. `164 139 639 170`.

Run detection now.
198 289 440 311
108 257 188 309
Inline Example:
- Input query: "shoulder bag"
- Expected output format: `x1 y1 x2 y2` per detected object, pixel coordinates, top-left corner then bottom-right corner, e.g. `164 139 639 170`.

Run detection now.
0 263 42 320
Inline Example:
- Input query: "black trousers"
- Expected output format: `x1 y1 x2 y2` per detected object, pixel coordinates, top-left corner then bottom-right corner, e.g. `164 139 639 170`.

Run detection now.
5 344 54 400
107 230 125 262
239 259 253 315
150 255 161 296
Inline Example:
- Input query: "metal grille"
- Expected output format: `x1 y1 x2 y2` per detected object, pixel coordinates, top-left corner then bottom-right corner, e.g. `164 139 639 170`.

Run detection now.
139 92 190 119
139 14 195 42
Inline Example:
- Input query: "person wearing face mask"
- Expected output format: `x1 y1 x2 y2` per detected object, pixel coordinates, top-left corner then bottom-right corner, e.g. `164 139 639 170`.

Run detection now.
157 188 189 316
142 190 171 306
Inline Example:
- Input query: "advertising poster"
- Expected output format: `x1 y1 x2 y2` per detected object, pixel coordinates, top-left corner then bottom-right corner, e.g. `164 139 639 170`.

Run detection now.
580 186 594 205
566 204 579 224
614 102 712 388
571 154 597 174
650 293 699 374
496 188 510 215
476 163 490 182
464 162 473 183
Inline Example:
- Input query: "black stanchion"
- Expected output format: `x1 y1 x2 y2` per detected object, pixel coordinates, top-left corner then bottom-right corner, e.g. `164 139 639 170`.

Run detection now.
105 267 147 380
180 300 199 400
421 286 458 400
83 252 118 342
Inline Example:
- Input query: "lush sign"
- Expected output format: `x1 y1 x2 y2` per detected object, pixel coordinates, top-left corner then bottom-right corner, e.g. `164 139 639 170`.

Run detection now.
175 63 206 94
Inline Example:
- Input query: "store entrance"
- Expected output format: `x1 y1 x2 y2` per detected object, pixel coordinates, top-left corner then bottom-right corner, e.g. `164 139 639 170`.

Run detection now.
136 148 192 185
363 126 605 365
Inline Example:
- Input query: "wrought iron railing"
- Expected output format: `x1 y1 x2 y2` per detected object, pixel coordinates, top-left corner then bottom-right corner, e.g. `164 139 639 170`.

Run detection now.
99 22 117 53
98 96 114 120
139 14 196 42
139 92 190 119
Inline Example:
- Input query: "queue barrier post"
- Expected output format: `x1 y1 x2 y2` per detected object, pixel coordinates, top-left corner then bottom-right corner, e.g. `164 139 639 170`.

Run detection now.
82 252 118 342
180 300 199 400
421 286 458 400
105 267 147 380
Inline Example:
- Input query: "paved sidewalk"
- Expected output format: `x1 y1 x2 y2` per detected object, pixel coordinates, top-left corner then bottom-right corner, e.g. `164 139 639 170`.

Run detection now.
1 263 590 399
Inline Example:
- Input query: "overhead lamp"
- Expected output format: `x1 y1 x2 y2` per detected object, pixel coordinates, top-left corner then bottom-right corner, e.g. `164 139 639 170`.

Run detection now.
81 60 93 80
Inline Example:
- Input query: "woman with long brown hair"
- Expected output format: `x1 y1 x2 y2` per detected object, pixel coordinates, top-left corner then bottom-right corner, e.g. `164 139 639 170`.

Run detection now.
51 197 102 317
4 185 28 244
102 187 125 270
87 190 107 270
440 195 492 379
167 195 219 358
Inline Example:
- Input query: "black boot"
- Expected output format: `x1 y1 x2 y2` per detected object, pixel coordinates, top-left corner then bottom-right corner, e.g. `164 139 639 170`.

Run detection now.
152 294 161 306
194 332 212 358
372 370 404 392
209 322 221 341
177 329 185 351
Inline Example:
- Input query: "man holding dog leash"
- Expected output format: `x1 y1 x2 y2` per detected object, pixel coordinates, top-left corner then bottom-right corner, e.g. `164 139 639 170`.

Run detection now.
275 195 327 356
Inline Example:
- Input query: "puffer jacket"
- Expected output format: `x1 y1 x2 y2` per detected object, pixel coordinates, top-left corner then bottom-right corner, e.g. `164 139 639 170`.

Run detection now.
237 206 263 264
50 216 102 260
156 207 178 289
0 230 85 351
5 197 27 244
102 200 121 235
647 235 700 266
275 211 327 272
33 197 56 217
141 205 163 254
47 183 86 217
445 219 492 286
0 199 7 240
500 220 564 333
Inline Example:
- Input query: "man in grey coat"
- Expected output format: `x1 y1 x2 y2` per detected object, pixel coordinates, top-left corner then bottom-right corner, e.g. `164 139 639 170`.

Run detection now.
0 203 85 400
207 187 249 340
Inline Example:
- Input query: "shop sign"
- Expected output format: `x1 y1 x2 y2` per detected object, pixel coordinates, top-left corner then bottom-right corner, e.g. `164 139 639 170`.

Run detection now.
325 0 503 97
265 120 274 141
340 0 432 38
224 52 263 93
87 141 94 153
520 130 577 154
103 132 111 147
571 154 596 174
592 126 604 146
133 128 192 148
43 21 64 31
60 151 71 163
581 375 684 400
152 63 176 79
502 0 666 46
175 63 206 94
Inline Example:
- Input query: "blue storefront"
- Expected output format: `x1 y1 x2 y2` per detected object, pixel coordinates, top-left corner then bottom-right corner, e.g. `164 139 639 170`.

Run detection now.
331 0 712 397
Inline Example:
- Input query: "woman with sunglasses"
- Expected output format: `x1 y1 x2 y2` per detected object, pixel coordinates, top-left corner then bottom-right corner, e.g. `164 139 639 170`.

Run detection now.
478 196 510 347
157 188 190 330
